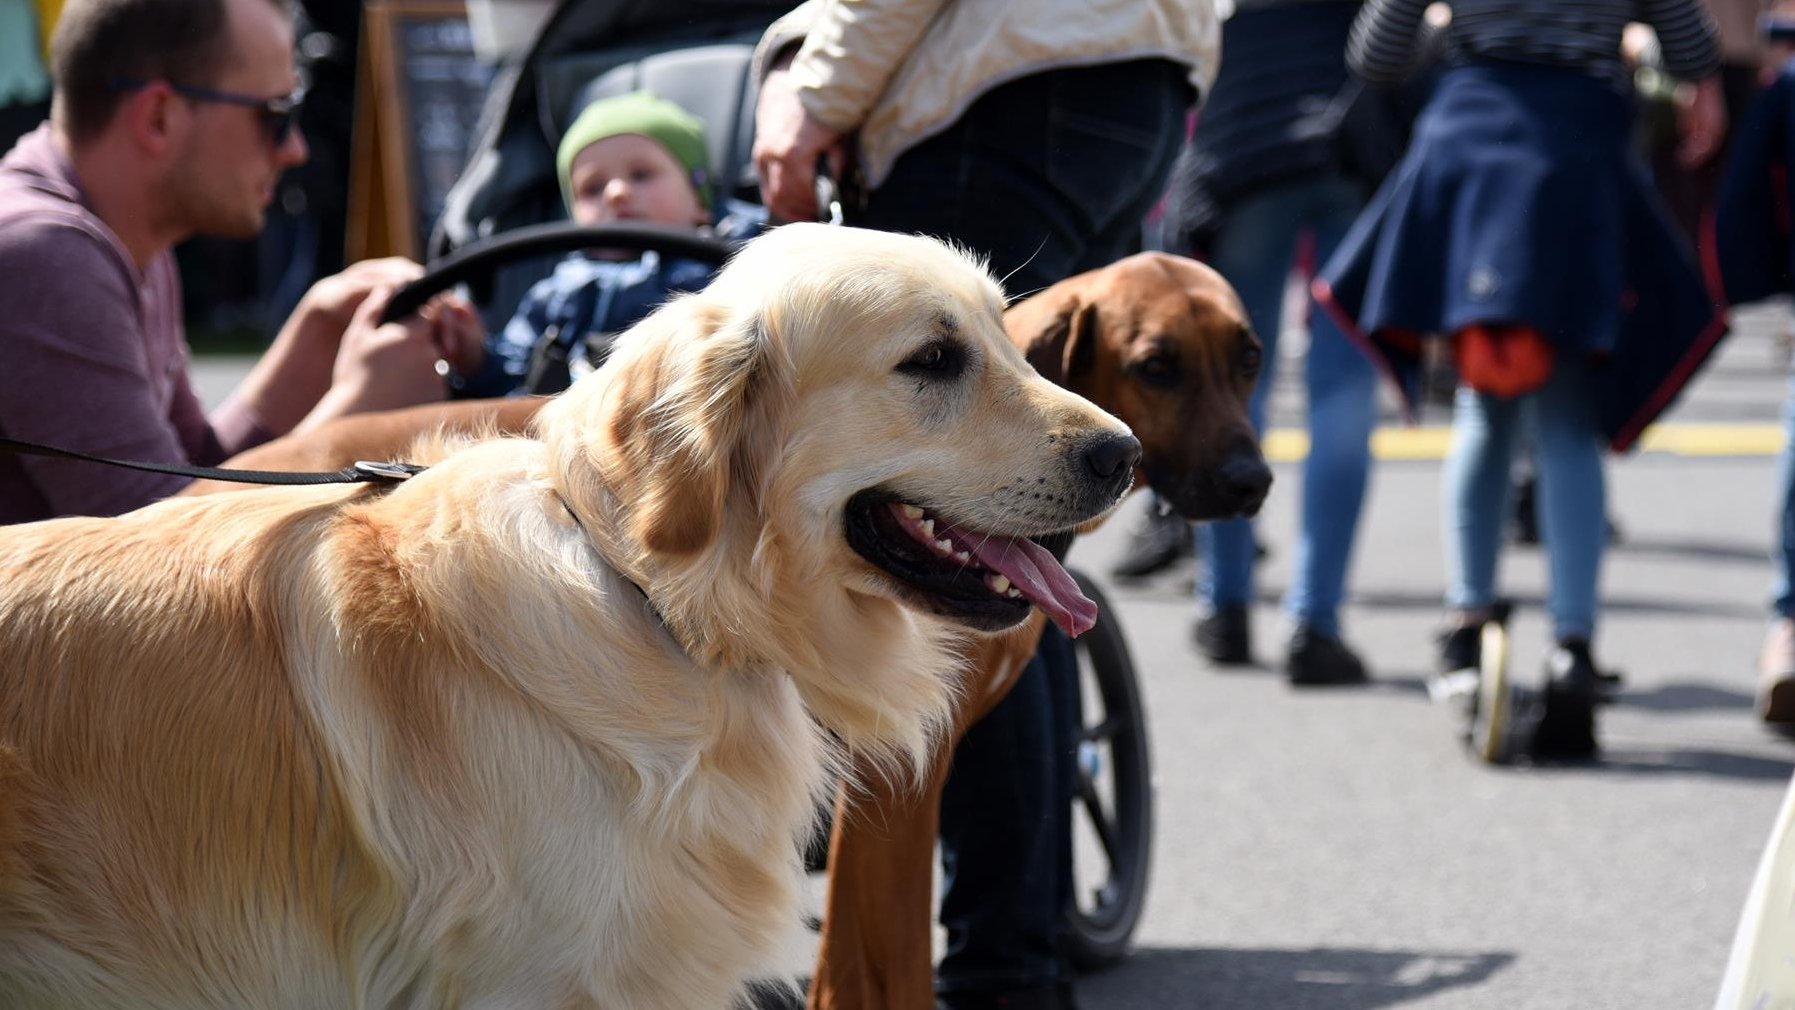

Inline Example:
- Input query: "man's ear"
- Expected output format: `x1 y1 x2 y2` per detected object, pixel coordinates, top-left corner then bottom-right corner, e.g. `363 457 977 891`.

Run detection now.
598 298 770 556
1012 293 1098 394
119 82 182 158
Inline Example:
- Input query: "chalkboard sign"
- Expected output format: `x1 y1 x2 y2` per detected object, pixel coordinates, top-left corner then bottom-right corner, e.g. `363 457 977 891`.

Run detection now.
347 0 495 261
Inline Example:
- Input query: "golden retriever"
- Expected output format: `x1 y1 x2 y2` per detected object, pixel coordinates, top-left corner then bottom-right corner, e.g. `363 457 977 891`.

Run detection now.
0 223 1139 1009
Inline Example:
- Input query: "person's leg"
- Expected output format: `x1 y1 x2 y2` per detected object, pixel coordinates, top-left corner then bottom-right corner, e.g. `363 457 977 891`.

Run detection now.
1527 362 1606 645
855 60 1189 1005
935 643 1062 996
1760 369 1795 721
1191 187 1297 663
1439 381 1521 669
1284 179 1378 682
1525 360 1607 757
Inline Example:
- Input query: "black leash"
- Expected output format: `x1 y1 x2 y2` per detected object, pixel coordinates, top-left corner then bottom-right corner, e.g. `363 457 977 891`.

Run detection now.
0 436 426 486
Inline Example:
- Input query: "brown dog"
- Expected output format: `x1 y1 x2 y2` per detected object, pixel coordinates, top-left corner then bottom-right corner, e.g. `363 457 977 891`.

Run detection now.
806 251 1267 1010
184 250 1267 1008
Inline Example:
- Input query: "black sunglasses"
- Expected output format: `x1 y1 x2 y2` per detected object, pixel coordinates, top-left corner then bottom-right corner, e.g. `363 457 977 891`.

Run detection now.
110 78 303 147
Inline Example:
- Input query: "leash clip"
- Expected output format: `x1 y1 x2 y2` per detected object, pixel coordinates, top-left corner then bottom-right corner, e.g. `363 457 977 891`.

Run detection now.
352 460 426 482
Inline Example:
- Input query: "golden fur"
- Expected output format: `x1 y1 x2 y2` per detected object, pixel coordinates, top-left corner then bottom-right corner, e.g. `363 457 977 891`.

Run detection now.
0 224 1136 1009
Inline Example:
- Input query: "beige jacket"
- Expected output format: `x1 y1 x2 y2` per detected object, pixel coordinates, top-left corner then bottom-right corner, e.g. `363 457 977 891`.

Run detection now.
754 0 1221 190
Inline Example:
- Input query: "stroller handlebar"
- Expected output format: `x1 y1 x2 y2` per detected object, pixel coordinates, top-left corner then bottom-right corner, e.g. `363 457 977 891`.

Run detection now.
380 221 736 324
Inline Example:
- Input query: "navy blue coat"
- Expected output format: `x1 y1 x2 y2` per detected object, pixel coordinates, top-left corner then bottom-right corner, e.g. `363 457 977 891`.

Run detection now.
1316 61 1727 451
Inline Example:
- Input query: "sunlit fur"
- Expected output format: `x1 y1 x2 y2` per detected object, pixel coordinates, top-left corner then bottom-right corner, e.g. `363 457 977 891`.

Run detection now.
0 223 1133 1010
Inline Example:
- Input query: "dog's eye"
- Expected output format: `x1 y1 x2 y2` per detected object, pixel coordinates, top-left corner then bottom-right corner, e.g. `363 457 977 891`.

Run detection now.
898 340 966 379
1239 342 1263 379
1132 354 1180 388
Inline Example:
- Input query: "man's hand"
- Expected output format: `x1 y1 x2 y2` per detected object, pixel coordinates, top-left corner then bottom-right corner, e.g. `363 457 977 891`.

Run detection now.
293 286 448 434
423 294 487 378
296 257 427 336
753 66 848 223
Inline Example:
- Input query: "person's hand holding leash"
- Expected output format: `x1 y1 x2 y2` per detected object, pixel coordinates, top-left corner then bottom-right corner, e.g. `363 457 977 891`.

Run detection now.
753 63 848 223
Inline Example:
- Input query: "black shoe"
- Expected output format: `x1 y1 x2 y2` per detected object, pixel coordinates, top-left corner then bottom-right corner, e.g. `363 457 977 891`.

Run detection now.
1194 605 1252 665
1426 621 1485 704
1286 626 1370 686
937 984 1073 1010
1109 505 1191 580
1436 622 1482 673
1529 639 1601 761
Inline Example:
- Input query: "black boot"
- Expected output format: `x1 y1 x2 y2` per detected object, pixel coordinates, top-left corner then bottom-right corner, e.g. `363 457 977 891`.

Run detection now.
1286 626 1370 686
1529 639 1601 761
1194 605 1252 665
1109 504 1191 580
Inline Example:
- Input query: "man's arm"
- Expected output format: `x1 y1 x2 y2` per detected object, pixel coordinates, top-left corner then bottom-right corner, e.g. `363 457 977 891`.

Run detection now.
786 0 952 132
0 218 203 516
230 256 432 436
752 0 951 221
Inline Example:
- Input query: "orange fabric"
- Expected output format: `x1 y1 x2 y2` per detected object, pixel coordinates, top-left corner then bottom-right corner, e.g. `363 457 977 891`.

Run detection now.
1452 323 1555 398
34 0 62 60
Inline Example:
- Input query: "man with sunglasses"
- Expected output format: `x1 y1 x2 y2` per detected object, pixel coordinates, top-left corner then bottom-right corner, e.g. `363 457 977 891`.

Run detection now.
0 0 480 524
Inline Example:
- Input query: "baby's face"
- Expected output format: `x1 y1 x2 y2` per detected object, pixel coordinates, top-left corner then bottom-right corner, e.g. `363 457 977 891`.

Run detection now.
568 133 709 228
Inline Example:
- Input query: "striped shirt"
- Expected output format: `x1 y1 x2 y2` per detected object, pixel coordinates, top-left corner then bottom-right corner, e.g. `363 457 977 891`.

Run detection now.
1350 0 1721 90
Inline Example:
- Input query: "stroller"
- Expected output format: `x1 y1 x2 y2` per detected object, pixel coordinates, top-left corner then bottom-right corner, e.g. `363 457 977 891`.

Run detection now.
384 0 1155 974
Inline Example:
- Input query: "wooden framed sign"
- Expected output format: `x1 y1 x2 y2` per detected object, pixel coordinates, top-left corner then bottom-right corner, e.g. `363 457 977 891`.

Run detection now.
346 0 494 261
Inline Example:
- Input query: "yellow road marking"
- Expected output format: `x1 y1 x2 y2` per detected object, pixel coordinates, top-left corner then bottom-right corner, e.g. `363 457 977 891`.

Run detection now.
1262 423 1787 462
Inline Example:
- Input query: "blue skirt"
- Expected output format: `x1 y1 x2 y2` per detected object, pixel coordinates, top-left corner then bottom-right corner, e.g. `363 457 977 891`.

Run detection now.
1315 61 1728 452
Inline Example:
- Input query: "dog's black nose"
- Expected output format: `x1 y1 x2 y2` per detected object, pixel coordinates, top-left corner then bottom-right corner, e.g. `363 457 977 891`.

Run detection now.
1219 452 1273 512
1083 433 1143 482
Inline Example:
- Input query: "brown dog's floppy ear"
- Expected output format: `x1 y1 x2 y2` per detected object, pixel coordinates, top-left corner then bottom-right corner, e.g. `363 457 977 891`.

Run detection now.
1014 293 1098 394
598 298 770 556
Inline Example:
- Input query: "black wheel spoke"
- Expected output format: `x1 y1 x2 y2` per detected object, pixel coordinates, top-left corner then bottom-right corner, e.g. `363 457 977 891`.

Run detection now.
1077 773 1121 866
1081 716 1120 744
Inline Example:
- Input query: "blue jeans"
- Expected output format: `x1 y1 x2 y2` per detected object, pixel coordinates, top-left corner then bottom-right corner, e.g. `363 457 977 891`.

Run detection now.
1195 177 1378 638
852 58 1191 995
1443 363 1606 641
1773 370 1795 618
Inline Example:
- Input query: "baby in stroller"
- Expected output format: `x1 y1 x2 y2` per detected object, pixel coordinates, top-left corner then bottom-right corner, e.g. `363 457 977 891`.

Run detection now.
449 89 763 398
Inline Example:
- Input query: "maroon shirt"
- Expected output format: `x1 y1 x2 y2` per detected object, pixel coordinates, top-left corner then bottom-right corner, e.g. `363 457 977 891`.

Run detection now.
0 125 271 524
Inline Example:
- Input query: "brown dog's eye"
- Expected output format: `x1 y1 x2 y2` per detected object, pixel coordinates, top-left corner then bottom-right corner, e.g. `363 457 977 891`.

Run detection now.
1239 343 1263 380
898 339 967 380
1133 355 1179 388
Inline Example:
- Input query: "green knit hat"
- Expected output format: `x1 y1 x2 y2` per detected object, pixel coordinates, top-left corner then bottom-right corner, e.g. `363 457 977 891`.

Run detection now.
556 90 713 213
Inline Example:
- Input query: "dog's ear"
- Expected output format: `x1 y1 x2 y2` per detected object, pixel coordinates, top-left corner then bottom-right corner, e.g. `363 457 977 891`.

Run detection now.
596 298 771 556
1014 294 1098 394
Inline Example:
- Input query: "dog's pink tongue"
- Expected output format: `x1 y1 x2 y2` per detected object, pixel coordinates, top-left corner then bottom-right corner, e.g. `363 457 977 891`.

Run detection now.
961 532 1099 638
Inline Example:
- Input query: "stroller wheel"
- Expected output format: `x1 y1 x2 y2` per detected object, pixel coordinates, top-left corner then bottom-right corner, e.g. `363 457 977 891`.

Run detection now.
1465 608 1541 765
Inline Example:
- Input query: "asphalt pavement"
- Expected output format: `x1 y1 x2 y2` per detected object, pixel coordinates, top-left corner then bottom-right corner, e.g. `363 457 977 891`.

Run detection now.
1063 301 1795 1010
190 299 1795 1009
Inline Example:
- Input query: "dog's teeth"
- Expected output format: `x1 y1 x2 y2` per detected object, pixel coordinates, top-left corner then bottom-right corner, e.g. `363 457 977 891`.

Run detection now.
919 519 935 536
901 504 925 519
989 574 1012 594
955 551 971 563
935 538 954 554
1006 588 1023 599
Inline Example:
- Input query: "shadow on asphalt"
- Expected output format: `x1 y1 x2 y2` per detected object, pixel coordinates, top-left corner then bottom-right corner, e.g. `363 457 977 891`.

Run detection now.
1617 681 1756 713
1111 582 1763 622
1339 590 1761 621
1594 747 1794 781
1076 946 1515 1009
1609 535 1772 566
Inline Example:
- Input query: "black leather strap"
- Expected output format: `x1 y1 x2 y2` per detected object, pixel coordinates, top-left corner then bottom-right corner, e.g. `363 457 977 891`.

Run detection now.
0 437 425 486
